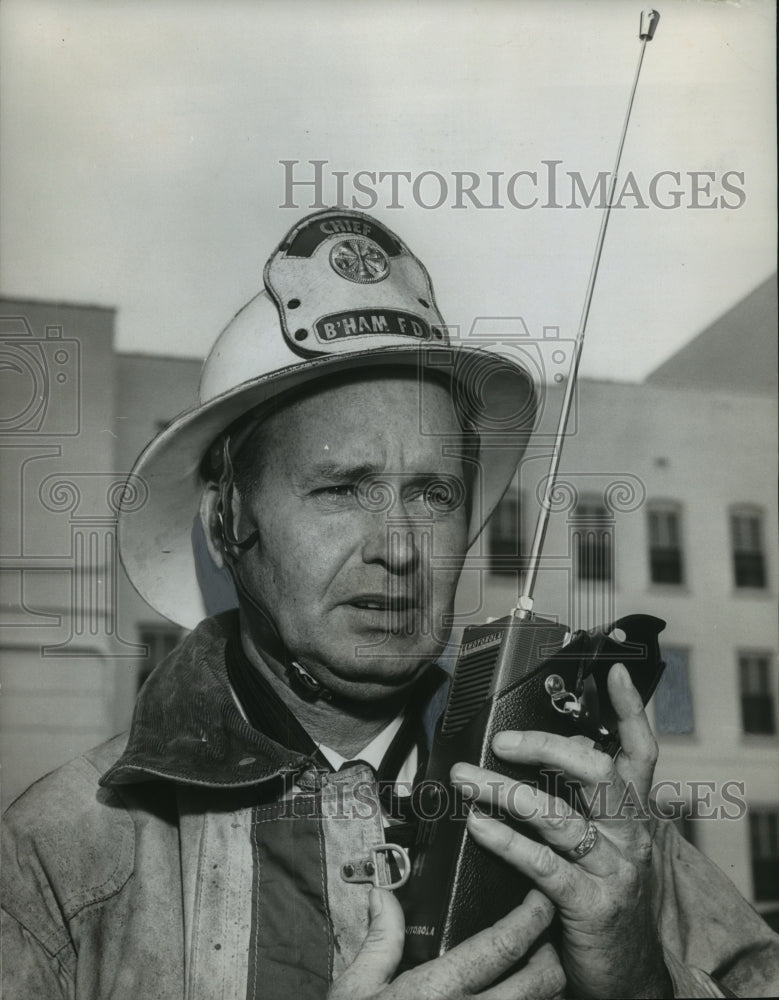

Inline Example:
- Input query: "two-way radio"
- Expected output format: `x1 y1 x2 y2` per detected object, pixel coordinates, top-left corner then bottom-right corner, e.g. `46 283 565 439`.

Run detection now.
401 9 666 965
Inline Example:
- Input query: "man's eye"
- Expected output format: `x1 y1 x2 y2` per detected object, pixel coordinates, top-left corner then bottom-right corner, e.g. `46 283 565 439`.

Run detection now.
423 479 464 513
316 484 356 499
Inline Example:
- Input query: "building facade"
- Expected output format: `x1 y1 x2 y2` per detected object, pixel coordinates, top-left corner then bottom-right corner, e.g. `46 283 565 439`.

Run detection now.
0 299 201 807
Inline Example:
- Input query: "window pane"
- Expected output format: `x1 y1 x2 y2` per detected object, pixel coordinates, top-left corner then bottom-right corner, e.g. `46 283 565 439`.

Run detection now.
654 647 694 735
650 510 679 548
731 510 766 588
650 548 683 584
734 552 767 588
137 625 182 692
648 508 683 584
739 654 776 735
576 530 612 581
750 811 779 902
740 655 769 694
573 502 606 521
573 501 611 581
732 514 762 552
489 494 522 575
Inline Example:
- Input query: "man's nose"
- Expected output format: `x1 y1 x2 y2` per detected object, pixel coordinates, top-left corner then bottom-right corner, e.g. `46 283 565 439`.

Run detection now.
360 505 427 573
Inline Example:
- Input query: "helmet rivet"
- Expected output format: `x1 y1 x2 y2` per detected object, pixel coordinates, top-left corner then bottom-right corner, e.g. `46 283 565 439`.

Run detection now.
294 328 308 341
288 298 301 309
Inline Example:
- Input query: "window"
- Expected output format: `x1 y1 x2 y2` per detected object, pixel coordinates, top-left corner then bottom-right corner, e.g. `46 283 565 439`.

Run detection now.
572 499 612 582
648 505 684 585
750 809 779 902
731 509 767 588
653 646 694 735
489 492 523 576
739 652 777 735
137 623 182 692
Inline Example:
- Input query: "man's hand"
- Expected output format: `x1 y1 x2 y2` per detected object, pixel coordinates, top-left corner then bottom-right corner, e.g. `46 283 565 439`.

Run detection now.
328 887 565 1000
451 662 673 999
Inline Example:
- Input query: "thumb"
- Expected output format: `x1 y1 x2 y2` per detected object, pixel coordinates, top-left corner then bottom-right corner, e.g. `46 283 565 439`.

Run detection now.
328 889 405 999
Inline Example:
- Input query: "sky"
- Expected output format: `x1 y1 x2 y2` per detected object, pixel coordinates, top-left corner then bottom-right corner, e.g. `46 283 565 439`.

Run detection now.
1 0 776 382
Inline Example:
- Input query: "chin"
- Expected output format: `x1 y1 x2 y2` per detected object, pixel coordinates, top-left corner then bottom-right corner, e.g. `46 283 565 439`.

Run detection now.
318 649 436 703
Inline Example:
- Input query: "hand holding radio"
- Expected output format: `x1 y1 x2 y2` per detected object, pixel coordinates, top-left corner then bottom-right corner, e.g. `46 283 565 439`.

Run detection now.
453 662 673 999
328 888 565 1000
332 662 671 999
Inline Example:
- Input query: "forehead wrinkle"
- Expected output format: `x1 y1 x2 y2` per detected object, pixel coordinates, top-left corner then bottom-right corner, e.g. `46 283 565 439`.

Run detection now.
252 376 466 488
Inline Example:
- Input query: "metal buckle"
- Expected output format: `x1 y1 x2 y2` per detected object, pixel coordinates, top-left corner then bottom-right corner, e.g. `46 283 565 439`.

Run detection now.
340 843 411 890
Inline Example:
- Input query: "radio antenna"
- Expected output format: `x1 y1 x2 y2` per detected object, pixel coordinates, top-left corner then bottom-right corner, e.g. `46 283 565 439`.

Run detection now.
514 8 660 621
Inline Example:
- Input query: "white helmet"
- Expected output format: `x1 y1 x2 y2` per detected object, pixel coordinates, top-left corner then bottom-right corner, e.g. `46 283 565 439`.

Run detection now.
119 209 537 628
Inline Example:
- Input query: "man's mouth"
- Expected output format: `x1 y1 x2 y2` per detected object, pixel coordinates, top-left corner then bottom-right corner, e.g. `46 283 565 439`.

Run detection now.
348 595 418 612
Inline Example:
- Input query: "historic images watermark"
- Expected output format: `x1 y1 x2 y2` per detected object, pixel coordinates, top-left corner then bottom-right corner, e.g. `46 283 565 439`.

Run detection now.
279 159 747 211
0 312 147 657
276 772 749 824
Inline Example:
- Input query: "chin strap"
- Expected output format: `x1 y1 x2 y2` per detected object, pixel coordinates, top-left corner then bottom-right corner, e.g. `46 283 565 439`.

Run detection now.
229 562 334 703
214 436 259 554
288 659 332 701
212 434 332 702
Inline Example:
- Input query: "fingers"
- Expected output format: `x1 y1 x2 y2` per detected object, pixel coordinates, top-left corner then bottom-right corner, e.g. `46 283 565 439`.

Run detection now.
482 674 658 824
328 888 404 1000
456 741 629 825
451 770 617 877
465 811 604 914
478 942 566 1000
607 663 659 800
483 664 657 799
333 886 556 1000
423 889 555 994
490 729 613 786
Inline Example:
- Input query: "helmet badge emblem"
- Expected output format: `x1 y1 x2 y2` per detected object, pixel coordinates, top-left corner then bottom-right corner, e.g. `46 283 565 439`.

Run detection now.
329 237 390 284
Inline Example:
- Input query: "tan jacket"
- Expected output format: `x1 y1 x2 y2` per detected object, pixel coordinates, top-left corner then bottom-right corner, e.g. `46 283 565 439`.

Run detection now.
3 614 778 998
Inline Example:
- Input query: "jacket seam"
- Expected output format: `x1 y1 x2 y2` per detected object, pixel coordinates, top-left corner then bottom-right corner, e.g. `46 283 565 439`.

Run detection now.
317 814 335 983
64 869 135 922
250 806 262 1000
102 763 297 789
59 760 136 917
220 814 234 998
1 904 76 977
58 824 134 916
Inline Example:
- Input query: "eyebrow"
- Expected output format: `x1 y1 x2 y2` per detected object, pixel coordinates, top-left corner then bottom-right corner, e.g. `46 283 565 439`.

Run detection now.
296 462 383 488
295 461 461 491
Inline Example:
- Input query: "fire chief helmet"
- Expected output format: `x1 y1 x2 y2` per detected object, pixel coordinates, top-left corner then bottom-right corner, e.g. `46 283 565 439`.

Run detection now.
119 209 537 629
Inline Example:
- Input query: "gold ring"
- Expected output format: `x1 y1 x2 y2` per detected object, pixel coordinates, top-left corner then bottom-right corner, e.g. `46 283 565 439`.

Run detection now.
562 822 599 862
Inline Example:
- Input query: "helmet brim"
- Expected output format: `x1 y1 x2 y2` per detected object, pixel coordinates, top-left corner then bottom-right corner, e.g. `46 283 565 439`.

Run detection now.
119 343 536 628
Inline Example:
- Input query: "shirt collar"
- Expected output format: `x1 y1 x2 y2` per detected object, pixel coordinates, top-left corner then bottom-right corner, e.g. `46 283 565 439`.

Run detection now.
318 712 405 771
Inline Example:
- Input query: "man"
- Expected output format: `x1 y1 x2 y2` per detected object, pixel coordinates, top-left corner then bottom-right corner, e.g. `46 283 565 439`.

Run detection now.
2 209 778 999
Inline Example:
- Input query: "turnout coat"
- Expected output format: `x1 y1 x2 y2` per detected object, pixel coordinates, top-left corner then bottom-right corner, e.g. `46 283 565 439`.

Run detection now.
3 614 778 999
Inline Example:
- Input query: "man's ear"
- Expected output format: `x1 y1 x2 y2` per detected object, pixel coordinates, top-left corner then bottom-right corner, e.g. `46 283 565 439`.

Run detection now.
199 485 226 569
